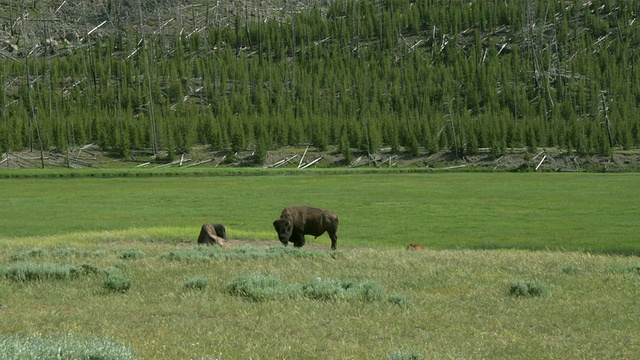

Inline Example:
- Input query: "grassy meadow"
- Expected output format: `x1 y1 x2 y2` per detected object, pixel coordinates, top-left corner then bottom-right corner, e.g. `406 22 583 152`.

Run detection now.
0 172 638 253
1 172 639 359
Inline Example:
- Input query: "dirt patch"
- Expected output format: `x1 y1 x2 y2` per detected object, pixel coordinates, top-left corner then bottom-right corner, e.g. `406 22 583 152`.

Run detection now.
176 238 375 252
223 239 328 250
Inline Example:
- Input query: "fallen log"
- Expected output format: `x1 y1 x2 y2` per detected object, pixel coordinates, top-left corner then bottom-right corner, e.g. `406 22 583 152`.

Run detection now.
300 156 323 169
214 155 227 167
185 158 213 168
368 153 382 168
265 155 298 168
155 158 191 169
535 155 547 171
298 145 310 168
349 156 363 168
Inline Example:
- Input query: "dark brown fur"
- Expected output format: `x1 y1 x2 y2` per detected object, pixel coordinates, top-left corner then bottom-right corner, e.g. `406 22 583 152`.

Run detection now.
273 205 339 250
198 223 227 246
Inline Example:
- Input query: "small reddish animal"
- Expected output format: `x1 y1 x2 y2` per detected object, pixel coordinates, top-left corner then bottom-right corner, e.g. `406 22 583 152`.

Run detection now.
406 244 425 251
198 223 227 246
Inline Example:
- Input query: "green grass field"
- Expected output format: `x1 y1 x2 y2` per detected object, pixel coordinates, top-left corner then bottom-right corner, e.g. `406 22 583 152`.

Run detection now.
1 173 638 253
1 173 639 359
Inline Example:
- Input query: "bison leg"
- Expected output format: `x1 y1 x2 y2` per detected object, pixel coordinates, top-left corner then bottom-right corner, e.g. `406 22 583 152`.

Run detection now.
328 230 338 250
291 232 306 248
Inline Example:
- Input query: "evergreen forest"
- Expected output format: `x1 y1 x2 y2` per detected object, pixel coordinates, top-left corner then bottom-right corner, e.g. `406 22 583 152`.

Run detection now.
1 0 640 163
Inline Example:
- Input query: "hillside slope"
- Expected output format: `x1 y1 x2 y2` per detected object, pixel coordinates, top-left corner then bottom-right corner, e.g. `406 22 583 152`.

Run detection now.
1 1 639 164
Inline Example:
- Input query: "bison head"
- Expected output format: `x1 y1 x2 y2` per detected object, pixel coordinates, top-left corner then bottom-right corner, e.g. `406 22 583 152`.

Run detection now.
272 218 293 245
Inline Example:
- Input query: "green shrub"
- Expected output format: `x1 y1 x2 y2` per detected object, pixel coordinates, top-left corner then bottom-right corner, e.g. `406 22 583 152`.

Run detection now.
228 273 300 301
508 279 550 297
301 277 344 300
388 294 413 308
4 262 95 281
103 267 132 293
183 276 208 291
0 333 135 359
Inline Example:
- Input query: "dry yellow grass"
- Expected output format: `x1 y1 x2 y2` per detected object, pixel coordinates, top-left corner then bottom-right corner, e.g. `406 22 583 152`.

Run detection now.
1 240 639 359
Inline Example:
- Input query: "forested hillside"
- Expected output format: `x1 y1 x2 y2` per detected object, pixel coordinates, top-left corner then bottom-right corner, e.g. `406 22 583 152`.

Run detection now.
1 0 639 163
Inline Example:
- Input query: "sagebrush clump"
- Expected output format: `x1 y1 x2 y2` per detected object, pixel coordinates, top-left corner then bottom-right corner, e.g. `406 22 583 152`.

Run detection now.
508 279 550 297
228 273 299 301
228 274 385 302
103 267 132 293
3 262 96 281
118 249 146 260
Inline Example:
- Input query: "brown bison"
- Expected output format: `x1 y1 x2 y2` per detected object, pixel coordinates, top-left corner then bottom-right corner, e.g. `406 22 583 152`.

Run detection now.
406 243 425 251
273 205 339 250
198 223 227 246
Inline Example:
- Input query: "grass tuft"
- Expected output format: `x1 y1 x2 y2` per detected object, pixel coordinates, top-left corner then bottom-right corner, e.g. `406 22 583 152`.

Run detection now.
118 249 146 260
607 263 640 274
4 262 96 281
10 248 45 261
0 333 135 359
11 247 107 260
561 264 581 275
50 247 80 257
388 294 413 308
183 276 208 291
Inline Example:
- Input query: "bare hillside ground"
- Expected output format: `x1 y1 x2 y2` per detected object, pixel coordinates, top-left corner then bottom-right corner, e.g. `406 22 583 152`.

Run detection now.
2 146 639 172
